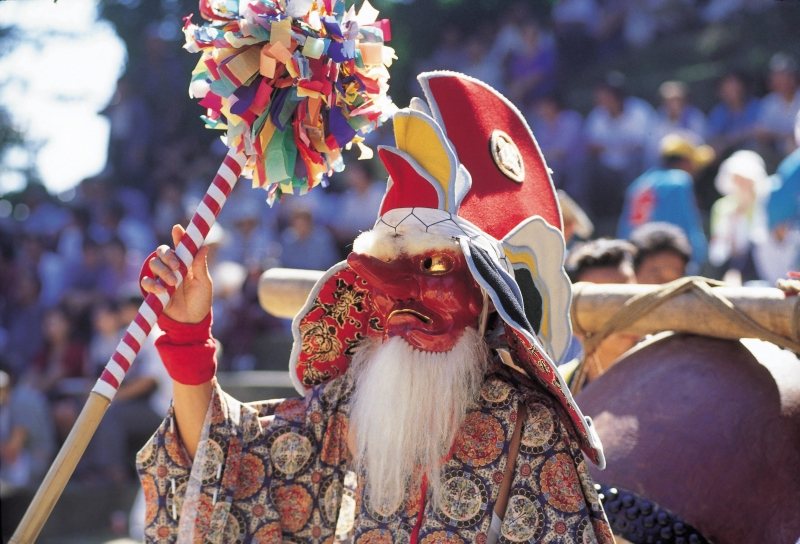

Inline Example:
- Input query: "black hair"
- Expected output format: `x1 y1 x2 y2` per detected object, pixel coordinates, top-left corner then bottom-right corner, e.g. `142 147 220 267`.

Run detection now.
565 239 637 283
596 71 627 101
662 154 691 169
105 236 127 252
629 222 692 270
121 294 145 308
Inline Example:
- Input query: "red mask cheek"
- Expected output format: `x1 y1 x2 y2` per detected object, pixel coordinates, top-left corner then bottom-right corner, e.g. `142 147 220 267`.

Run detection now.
348 251 485 352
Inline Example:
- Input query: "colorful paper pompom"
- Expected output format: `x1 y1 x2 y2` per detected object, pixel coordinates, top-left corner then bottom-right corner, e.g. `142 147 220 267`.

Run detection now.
184 0 396 204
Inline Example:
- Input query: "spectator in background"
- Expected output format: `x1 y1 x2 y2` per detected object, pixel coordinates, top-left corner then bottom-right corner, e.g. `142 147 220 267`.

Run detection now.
561 239 641 388
95 201 156 260
216 194 277 272
67 237 105 295
99 237 140 300
462 36 505 94
629 222 692 284
506 21 557 106
17 234 67 308
329 161 385 254
585 72 656 235
79 296 169 483
618 134 712 268
708 150 771 283
152 182 186 244
529 94 586 201
658 81 706 137
756 53 800 163
280 208 340 271
765 112 800 233
0 367 55 494
204 223 248 335
56 206 91 270
593 0 627 60
104 76 152 189
87 300 121 376
28 305 87 395
409 25 465 96
759 112 800 284
27 305 88 443
1 274 45 376
489 2 533 64
426 25 465 72
550 0 600 67
707 72 760 155
645 80 707 167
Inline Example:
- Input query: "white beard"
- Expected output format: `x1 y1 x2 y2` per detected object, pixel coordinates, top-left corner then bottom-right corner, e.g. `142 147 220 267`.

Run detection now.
349 329 489 510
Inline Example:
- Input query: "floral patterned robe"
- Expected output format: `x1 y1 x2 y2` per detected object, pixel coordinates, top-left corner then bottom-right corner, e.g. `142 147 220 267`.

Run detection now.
137 361 613 544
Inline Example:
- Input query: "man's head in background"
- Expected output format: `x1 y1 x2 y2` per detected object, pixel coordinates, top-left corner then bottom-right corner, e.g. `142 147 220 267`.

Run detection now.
659 80 690 122
630 222 692 284
768 53 798 100
565 239 640 381
344 160 374 195
659 134 715 178
565 238 637 285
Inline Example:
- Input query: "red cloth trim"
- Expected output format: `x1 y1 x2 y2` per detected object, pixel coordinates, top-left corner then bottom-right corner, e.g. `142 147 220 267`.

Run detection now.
155 312 217 385
378 147 441 215
410 474 427 544
424 75 562 238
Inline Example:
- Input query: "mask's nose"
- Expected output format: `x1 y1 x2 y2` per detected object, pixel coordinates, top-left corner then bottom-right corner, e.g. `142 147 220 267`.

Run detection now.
347 253 420 300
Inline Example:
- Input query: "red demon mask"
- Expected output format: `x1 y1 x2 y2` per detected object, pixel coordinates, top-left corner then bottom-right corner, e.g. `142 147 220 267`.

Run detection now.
347 249 484 352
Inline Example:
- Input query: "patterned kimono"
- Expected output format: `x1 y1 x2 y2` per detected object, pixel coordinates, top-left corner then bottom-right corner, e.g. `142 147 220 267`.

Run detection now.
138 361 613 543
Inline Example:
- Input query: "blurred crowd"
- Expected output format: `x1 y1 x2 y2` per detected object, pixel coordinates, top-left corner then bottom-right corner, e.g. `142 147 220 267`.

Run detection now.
1 0 799 519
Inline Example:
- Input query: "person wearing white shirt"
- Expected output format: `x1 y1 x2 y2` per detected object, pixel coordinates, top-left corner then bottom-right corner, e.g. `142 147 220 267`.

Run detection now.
585 73 656 234
756 54 800 160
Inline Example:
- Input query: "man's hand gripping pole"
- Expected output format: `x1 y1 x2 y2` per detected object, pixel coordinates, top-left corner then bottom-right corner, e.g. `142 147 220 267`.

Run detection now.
10 148 246 544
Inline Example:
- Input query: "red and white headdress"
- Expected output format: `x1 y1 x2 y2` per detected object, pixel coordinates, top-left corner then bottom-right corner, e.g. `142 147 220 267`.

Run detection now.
289 72 605 467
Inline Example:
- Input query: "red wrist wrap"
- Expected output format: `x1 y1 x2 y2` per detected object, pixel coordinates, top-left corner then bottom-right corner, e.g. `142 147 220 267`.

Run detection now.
155 312 217 385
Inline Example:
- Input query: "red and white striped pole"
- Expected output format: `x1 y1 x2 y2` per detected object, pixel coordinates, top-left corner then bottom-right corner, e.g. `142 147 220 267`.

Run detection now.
93 148 245 399
10 148 247 544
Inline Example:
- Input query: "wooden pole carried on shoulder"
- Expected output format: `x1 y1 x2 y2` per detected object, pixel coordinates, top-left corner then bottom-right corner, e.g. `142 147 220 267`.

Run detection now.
10 149 245 544
258 268 800 348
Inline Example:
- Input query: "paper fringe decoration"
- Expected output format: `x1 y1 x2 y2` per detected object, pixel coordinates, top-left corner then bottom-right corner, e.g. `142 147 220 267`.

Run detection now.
184 0 397 204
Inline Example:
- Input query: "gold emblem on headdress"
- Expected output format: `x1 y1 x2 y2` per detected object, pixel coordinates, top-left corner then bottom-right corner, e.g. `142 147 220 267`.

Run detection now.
490 130 525 183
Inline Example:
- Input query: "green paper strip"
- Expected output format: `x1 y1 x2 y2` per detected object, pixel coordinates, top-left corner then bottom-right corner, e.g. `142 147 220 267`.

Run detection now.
265 125 297 188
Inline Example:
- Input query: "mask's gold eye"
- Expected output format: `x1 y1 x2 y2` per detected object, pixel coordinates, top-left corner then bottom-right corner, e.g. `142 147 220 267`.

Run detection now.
421 253 454 275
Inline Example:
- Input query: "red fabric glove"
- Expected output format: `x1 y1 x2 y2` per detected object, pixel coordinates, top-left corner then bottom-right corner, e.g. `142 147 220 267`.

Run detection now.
155 312 217 385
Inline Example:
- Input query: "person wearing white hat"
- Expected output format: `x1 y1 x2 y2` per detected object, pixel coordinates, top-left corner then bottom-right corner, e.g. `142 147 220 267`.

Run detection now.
708 150 771 282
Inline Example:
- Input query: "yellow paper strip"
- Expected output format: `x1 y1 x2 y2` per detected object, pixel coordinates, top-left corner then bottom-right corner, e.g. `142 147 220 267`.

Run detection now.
260 50 277 78
302 37 324 59
297 87 321 99
212 47 239 63
225 46 262 84
266 42 293 64
269 17 293 48
358 43 383 65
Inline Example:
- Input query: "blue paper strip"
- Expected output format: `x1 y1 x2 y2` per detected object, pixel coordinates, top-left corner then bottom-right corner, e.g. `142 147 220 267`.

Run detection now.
328 107 356 147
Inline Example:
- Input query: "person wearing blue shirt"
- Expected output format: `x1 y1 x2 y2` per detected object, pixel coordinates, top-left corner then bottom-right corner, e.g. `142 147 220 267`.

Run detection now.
617 134 712 270
706 72 760 155
766 111 800 231
762 112 800 279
